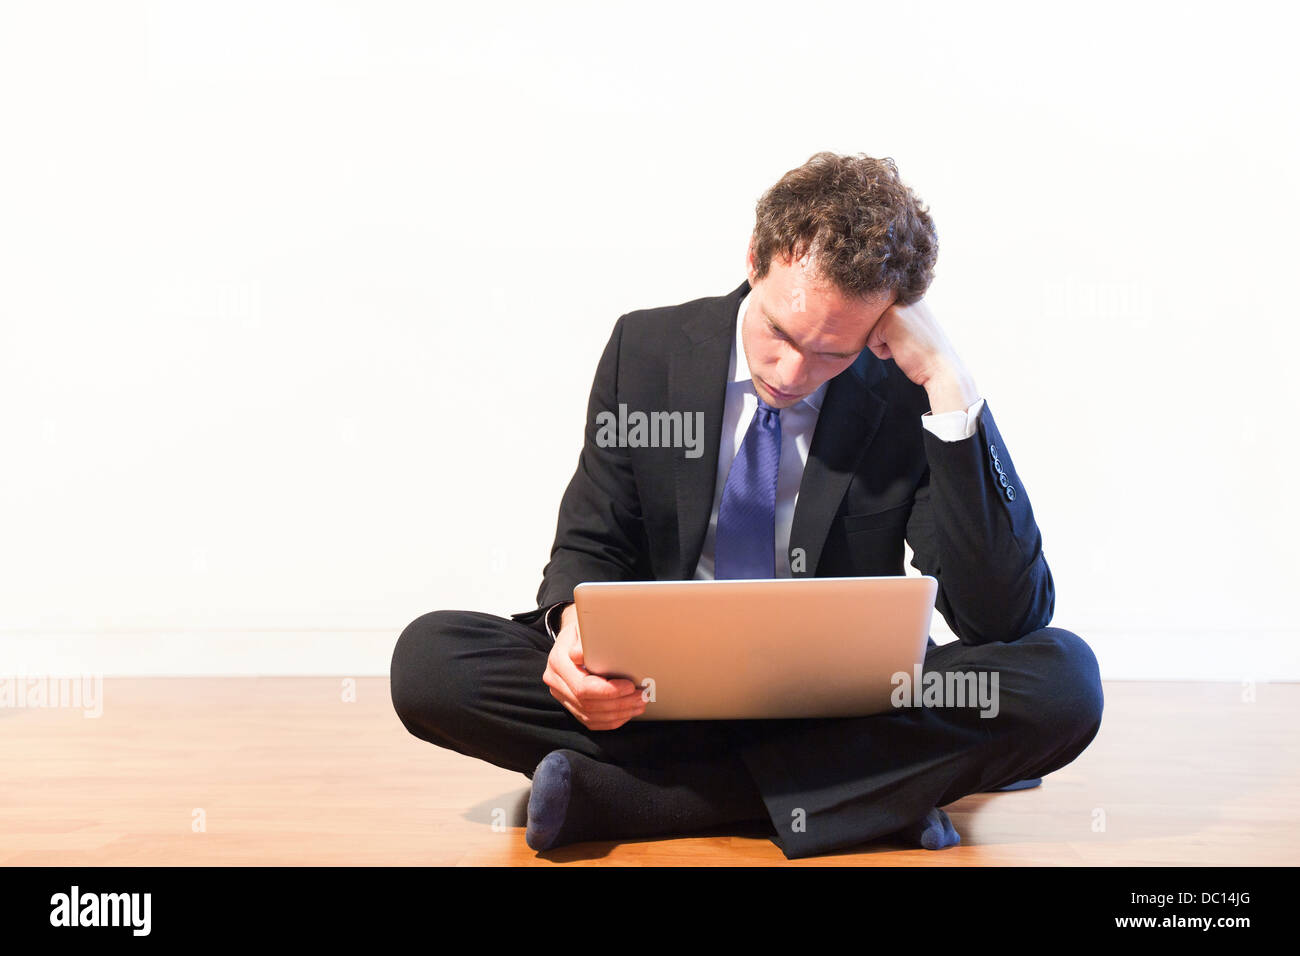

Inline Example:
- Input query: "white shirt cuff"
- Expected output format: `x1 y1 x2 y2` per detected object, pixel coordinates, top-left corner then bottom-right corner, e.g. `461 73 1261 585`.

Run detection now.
921 397 984 442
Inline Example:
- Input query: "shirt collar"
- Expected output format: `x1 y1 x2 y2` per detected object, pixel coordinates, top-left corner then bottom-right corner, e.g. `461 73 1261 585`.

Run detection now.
733 290 830 413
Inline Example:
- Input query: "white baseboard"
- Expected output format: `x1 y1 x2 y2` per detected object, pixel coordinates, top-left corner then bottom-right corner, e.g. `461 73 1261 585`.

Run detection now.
0 630 400 677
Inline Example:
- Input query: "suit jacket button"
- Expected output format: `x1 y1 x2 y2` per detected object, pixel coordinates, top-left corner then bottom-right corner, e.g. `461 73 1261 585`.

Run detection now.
989 443 998 457
1006 486 1016 500
999 474 1008 487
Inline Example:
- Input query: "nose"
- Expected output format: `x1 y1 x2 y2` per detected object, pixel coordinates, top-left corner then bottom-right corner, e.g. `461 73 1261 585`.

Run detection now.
776 344 808 390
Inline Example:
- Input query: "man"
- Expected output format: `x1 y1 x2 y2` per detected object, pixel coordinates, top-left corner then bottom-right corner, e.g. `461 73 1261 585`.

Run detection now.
390 152 1103 859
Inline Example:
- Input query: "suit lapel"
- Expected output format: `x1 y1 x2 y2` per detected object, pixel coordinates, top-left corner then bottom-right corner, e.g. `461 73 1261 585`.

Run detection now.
670 280 747 578
788 346 890 577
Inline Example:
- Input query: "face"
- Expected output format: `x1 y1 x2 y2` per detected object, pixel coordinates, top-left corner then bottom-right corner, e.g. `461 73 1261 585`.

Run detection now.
743 239 896 410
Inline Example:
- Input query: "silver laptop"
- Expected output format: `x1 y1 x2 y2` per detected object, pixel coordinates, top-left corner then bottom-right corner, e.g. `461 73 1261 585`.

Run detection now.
574 575 937 720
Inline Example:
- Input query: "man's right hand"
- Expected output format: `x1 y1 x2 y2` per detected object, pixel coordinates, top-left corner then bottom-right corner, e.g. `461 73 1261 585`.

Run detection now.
542 604 646 730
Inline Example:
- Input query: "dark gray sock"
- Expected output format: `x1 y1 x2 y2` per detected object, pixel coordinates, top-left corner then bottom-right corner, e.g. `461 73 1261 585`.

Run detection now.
895 806 961 850
525 749 769 851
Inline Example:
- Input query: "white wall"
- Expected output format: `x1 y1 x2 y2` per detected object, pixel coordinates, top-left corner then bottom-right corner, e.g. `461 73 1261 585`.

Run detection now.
1 0 1296 678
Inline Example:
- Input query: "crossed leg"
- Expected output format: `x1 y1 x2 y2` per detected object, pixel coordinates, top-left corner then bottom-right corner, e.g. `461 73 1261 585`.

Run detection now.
733 626 1105 857
390 610 1103 858
389 609 742 773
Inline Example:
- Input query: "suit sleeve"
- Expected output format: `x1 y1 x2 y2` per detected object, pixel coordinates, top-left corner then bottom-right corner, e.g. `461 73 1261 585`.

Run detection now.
509 314 651 632
905 399 1055 645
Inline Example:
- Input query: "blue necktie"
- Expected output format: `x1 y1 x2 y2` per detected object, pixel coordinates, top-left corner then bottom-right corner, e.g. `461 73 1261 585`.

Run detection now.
715 395 781 579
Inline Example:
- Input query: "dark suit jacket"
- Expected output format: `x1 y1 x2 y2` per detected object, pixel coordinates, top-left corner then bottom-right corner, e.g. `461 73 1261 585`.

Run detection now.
510 278 1054 646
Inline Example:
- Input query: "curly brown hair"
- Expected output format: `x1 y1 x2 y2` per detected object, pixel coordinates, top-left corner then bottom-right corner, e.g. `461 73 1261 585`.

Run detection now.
750 152 938 306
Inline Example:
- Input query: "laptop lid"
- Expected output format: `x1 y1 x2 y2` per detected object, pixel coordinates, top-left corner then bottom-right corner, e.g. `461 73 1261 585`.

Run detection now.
574 575 937 720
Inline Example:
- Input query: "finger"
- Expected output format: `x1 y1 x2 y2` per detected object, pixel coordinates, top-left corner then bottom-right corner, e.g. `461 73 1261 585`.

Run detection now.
554 690 637 730
552 640 586 679
559 626 635 695
576 703 643 731
547 677 603 724
573 671 641 700
578 693 644 718
547 666 643 716
550 670 636 722
543 670 582 714
544 663 598 713
556 695 592 726
583 716 637 731
571 694 647 717
566 677 645 710
552 647 638 699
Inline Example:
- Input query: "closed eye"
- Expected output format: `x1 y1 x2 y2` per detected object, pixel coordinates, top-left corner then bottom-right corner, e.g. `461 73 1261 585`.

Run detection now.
764 313 857 360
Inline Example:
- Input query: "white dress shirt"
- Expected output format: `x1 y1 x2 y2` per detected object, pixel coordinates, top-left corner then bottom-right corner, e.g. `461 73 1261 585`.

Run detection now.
693 290 984 580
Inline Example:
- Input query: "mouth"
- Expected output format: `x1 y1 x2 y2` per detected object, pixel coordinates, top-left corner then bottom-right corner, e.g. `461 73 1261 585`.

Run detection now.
761 378 802 401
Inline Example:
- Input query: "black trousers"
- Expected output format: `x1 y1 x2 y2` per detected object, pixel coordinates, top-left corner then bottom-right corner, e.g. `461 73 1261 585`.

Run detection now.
389 609 1104 858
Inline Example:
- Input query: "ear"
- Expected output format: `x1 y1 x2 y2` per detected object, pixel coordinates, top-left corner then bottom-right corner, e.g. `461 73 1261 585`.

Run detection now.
745 233 758 282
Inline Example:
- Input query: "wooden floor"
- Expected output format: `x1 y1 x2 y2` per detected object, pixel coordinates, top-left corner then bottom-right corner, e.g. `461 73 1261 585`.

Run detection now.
2 677 1296 865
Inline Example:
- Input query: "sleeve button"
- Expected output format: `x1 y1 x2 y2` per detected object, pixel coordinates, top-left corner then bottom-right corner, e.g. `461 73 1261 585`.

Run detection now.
1006 486 1016 500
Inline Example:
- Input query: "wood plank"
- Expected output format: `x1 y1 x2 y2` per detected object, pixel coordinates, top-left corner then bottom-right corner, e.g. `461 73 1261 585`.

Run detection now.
1 678 1295 865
